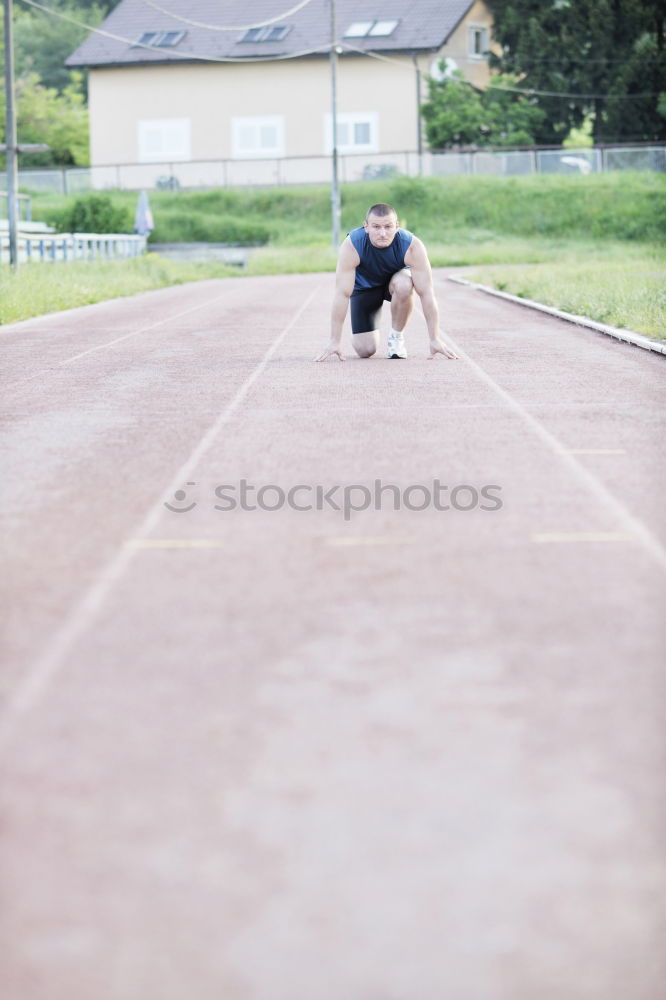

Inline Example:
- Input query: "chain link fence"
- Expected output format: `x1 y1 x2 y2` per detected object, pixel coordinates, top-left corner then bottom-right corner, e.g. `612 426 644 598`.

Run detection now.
2 145 664 196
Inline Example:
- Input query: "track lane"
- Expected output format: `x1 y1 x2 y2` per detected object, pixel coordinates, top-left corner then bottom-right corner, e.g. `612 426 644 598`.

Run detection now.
1 271 665 999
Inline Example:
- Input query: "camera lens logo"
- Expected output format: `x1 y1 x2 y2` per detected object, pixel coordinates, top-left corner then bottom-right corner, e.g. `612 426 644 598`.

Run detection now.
164 482 197 513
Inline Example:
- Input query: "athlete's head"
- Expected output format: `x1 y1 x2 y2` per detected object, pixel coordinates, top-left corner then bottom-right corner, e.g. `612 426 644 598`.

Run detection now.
364 203 398 248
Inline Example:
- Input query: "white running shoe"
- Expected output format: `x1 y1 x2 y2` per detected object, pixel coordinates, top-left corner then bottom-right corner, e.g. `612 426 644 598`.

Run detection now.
387 331 407 359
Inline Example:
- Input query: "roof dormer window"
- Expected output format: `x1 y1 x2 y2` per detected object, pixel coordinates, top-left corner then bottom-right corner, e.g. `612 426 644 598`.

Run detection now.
239 25 291 43
344 20 399 38
344 22 374 38
133 31 186 48
369 21 400 37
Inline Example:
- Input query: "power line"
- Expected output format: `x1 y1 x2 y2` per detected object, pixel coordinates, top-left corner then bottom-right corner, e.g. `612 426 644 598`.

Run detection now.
142 0 317 32
341 44 658 99
473 81 657 100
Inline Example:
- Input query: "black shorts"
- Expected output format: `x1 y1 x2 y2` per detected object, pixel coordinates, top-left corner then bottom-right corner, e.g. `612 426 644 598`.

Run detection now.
350 284 391 334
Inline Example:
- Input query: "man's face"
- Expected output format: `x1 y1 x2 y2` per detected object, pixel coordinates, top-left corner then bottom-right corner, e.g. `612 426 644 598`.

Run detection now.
364 212 398 248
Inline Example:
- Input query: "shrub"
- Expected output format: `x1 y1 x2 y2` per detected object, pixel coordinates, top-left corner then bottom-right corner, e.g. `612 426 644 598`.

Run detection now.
49 194 132 234
149 211 270 245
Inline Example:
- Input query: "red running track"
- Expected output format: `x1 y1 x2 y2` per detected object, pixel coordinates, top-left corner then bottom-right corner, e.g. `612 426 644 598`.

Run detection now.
1 271 665 999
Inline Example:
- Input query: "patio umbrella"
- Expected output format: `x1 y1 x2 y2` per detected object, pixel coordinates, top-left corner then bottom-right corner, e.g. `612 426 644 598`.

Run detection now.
134 190 154 236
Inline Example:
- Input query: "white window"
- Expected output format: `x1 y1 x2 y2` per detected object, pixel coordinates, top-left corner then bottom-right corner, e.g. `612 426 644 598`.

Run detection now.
137 118 191 162
369 21 399 37
132 31 186 48
232 116 285 158
468 26 490 58
344 22 374 37
238 25 290 43
325 112 378 154
344 20 399 38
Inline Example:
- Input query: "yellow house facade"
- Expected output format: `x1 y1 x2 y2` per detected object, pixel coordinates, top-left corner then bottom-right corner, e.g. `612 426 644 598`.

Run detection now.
68 1 497 187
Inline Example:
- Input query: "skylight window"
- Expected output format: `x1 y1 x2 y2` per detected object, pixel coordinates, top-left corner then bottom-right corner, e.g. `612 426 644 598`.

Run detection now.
161 31 185 46
344 20 399 38
133 31 186 48
369 20 399 37
344 22 374 38
239 25 291 43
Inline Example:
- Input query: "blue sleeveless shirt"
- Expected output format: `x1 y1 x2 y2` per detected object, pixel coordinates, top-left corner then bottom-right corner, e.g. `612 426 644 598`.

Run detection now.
349 226 414 294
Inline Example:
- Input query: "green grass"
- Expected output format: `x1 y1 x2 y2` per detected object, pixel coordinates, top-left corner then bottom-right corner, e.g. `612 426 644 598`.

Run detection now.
0 255 241 325
245 244 338 275
464 242 666 339
3 237 662 337
30 172 666 247
4 174 664 333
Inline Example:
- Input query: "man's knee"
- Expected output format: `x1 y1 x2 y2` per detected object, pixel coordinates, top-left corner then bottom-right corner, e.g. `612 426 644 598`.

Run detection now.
390 275 414 303
353 332 378 357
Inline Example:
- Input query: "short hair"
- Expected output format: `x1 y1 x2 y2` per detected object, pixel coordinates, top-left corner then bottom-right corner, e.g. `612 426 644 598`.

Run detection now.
366 203 397 220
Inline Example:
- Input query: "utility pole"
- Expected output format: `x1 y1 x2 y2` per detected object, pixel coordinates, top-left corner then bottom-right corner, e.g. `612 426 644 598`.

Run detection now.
413 54 423 176
3 0 18 269
329 0 340 250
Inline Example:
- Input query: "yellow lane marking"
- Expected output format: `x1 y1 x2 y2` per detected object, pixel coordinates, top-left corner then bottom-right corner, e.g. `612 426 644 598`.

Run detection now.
554 449 626 455
126 539 225 549
324 536 416 547
531 532 635 544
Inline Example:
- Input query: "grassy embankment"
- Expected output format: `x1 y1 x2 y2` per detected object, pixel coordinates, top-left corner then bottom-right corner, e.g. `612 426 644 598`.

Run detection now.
1 173 664 337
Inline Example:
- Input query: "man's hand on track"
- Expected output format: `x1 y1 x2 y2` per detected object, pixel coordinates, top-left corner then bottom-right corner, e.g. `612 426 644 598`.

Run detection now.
428 338 459 360
315 344 346 362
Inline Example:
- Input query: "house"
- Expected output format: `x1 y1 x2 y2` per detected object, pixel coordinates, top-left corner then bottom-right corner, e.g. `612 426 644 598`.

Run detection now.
67 1 497 188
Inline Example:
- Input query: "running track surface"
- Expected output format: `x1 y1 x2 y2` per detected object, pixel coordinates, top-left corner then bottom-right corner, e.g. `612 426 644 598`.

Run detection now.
2 271 665 999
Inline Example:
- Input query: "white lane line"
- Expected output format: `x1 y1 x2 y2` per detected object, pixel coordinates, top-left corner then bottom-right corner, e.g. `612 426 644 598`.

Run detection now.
2 289 235 389
59 292 231 364
324 535 416 547
0 286 320 741
431 327 666 572
446 275 666 355
531 532 635 544
554 448 626 455
126 539 225 549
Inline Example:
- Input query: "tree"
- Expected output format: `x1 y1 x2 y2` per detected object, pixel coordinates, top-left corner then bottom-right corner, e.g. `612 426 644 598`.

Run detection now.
483 75 548 146
1 72 90 166
13 2 107 95
486 0 666 144
0 3 97 167
422 72 490 148
421 69 545 149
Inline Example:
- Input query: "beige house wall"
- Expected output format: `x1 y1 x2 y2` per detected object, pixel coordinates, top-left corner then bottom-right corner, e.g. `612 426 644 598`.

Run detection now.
440 0 498 88
87 1 496 168
88 56 420 165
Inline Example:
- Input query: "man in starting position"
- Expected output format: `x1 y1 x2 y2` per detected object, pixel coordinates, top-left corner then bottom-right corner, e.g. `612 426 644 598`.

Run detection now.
315 202 459 362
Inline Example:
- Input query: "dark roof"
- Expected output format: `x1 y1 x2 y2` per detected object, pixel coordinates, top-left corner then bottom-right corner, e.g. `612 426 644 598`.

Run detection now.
67 0 476 68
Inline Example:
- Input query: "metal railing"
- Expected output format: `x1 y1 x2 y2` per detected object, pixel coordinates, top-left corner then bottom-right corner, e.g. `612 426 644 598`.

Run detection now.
0 231 148 264
1 143 663 194
0 191 32 220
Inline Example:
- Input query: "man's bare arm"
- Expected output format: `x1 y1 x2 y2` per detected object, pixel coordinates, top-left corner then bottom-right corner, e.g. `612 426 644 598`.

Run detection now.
405 238 459 359
314 238 359 362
